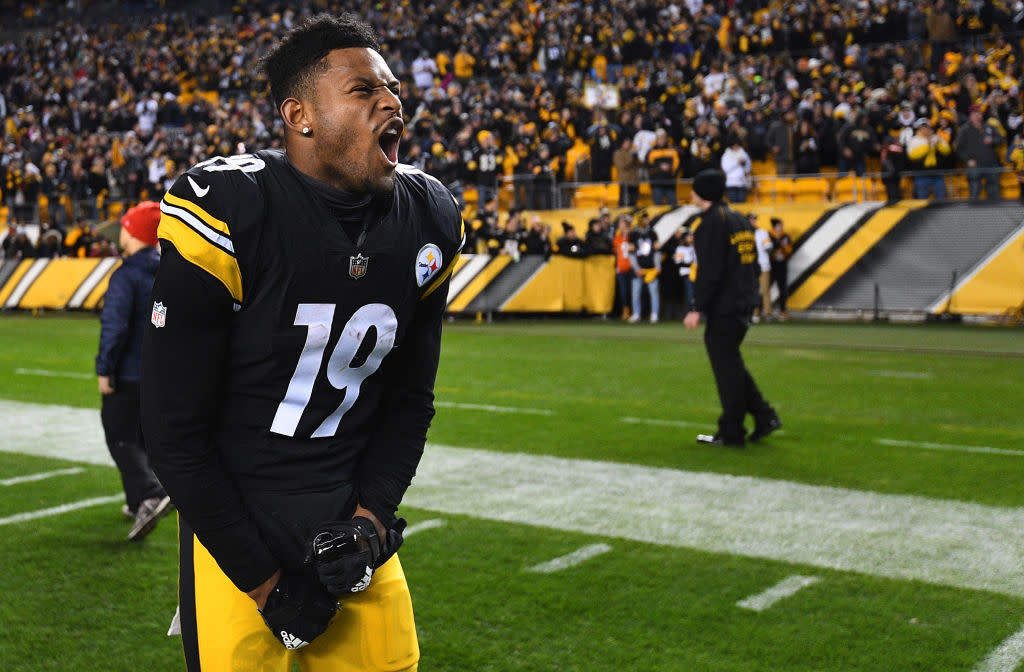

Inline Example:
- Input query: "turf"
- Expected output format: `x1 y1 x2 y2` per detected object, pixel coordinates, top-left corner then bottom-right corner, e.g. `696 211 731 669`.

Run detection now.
0 313 1022 671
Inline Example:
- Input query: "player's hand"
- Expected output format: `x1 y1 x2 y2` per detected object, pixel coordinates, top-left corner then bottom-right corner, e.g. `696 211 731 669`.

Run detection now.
684 311 701 330
309 517 406 597
258 572 338 650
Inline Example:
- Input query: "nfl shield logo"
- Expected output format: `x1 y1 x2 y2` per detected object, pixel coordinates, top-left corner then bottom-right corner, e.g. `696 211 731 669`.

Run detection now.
151 301 167 328
349 253 369 279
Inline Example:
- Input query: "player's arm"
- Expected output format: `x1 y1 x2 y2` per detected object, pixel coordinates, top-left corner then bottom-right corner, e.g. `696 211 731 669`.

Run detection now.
141 168 279 594
141 242 278 592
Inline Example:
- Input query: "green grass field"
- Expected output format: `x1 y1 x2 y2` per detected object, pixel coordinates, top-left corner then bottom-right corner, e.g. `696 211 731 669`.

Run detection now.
1 313 1023 671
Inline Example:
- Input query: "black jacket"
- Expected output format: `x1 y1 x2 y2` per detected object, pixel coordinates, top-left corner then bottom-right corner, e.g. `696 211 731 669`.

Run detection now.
692 203 759 317
96 246 160 382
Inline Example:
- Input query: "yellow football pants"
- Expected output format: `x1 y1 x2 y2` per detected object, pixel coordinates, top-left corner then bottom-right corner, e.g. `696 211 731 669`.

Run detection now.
178 517 419 672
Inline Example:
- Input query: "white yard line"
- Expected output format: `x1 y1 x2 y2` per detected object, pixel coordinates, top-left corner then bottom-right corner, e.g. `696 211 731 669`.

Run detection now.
0 467 84 486
972 624 1024 672
404 519 446 537
0 494 123 526
526 543 612 574
407 445 1024 598
876 438 1024 458
866 370 933 379
736 575 821 612
4 400 1024 598
14 368 94 380
621 416 705 428
0 400 112 466
434 401 553 416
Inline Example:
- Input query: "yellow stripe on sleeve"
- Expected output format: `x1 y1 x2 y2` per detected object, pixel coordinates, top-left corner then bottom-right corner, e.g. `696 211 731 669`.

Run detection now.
159 213 243 303
422 251 461 299
162 191 231 236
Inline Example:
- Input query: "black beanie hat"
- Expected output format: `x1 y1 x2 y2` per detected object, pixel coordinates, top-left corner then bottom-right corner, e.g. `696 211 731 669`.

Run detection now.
693 169 726 202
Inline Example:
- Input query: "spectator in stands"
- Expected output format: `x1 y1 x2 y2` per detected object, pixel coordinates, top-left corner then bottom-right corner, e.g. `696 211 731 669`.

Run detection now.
411 50 438 91
555 222 587 258
751 214 773 322
36 227 62 258
660 225 691 320
879 134 907 203
521 214 552 258
612 214 634 320
906 119 951 200
956 104 1006 201
2 227 35 259
585 210 614 256
497 211 524 261
768 218 793 320
527 144 557 210
613 137 642 207
587 122 617 182
628 210 660 324
95 201 170 542
473 194 502 256
40 162 67 231
64 217 95 258
647 129 680 206
767 108 797 176
1007 133 1024 204
837 111 879 179
794 120 822 175
472 131 502 207
720 136 752 204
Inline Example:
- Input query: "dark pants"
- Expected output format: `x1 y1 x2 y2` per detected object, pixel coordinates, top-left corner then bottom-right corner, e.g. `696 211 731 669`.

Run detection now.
770 260 789 312
619 183 639 207
704 314 773 443
966 166 1000 201
101 380 164 511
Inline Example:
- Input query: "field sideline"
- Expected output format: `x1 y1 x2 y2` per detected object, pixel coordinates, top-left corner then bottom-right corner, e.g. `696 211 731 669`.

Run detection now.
1 314 1023 671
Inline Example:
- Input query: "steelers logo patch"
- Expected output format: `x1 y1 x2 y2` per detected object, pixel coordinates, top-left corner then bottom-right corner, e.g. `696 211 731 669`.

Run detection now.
415 243 442 287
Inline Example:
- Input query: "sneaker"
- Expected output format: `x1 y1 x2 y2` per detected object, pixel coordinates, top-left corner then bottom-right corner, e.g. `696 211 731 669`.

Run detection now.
697 433 745 448
748 413 782 442
650 315 659 324
627 314 640 323
121 504 134 520
128 495 172 542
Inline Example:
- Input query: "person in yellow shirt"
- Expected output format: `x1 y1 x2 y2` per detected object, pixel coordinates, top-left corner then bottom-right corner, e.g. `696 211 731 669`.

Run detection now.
905 119 951 200
1007 133 1024 204
453 44 476 82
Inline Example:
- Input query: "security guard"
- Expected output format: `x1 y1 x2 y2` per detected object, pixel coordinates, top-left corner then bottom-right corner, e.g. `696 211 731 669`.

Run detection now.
684 169 781 447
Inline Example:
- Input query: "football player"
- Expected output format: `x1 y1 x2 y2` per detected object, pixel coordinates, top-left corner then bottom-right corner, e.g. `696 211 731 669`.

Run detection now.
141 14 463 671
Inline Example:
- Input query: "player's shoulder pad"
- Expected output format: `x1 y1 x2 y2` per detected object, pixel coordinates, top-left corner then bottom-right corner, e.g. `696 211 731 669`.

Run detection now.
158 152 270 304
395 164 466 300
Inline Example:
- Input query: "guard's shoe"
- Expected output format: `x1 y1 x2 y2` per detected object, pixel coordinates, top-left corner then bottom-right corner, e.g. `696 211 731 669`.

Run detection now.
128 495 172 542
697 433 746 448
748 414 782 442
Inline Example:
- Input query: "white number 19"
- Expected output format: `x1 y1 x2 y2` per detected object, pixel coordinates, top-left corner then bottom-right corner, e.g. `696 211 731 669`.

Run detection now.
270 303 398 438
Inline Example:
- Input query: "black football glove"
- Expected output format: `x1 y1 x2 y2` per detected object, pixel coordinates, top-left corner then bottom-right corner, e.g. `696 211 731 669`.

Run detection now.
310 516 406 597
258 572 339 650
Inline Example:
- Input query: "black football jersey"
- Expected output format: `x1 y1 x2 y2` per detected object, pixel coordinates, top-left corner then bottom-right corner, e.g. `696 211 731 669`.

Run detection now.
141 149 463 589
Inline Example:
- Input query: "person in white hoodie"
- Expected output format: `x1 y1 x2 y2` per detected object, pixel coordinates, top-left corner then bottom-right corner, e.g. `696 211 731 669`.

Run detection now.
720 135 752 203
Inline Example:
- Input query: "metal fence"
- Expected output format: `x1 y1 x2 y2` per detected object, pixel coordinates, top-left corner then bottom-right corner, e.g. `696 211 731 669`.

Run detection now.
492 167 1022 212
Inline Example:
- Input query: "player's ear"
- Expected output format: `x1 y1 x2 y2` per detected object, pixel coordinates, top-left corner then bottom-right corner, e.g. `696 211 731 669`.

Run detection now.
280 98 311 137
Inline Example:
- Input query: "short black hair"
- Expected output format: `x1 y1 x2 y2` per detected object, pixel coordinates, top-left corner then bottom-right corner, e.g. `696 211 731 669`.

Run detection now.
259 13 380 109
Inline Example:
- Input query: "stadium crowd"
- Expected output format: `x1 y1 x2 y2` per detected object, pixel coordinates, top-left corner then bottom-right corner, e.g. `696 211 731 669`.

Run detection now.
2 0 1024 263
